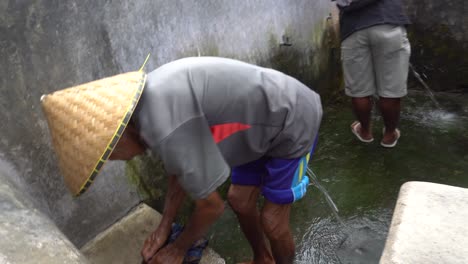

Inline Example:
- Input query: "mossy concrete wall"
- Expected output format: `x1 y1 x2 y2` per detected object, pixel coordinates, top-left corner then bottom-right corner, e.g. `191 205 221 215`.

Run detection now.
405 0 468 91
1 0 335 247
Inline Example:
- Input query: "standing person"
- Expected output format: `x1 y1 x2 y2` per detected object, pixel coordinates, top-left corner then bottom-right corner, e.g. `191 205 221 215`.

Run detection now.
41 57 323 264
336 0 411 147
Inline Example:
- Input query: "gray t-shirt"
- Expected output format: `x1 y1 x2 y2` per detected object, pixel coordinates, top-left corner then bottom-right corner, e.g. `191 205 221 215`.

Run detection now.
133 57 322 199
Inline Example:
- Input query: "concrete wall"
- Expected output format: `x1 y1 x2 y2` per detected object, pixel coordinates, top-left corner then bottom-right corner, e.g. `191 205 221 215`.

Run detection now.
0 0 333 247
0 159 89 264
405 0 468 91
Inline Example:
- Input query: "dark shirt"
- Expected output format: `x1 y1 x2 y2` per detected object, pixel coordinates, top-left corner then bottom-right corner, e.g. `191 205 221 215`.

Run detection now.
337 0 411 41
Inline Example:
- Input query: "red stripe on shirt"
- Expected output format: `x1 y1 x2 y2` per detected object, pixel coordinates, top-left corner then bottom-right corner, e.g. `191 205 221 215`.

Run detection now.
210 123 251 143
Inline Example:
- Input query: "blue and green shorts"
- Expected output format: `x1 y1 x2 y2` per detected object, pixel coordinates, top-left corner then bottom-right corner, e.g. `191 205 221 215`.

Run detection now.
231 145 316 205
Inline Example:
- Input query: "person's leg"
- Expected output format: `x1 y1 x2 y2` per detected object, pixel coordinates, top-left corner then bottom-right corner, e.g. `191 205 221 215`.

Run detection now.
379 97 401 144
229 159 275 263
227 184 274 264
352 96 373 140
260 152 313 264
370 25 411 146
261 201 294 264
341 28 376 141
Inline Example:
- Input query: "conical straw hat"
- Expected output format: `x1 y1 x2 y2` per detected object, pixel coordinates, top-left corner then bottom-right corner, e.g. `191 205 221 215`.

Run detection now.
41 71 146 196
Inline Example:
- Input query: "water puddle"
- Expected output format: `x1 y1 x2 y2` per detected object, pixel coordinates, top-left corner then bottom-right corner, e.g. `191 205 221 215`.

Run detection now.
305 168 387 264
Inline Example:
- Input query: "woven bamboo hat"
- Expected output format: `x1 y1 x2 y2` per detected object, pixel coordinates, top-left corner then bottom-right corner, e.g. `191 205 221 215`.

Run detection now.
41 71 147 196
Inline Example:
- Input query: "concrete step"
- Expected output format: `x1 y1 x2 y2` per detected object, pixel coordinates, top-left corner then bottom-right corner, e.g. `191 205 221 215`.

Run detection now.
81 203 225 264
380 181 468 264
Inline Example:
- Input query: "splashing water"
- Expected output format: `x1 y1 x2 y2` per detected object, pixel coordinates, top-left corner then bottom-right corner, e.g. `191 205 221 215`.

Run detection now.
404 105 459 129
420 109 457 123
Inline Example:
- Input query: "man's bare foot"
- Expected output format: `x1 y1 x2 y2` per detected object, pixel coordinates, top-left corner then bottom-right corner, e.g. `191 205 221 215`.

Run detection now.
381 128 401 148
351 121 374 143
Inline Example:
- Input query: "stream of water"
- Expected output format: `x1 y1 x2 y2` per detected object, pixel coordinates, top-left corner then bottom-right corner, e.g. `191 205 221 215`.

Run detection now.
409 64 442 109
207 90 468 264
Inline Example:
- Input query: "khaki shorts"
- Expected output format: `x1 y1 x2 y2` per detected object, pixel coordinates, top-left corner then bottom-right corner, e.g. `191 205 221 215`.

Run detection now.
341 24 411 98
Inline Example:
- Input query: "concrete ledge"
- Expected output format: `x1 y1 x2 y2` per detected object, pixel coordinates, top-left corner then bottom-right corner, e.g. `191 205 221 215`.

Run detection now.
380 181 468 264
81 203 225 264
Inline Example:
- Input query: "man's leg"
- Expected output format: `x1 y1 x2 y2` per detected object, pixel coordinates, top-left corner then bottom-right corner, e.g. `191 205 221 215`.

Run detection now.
352 96 373 140
341 28 376 141
370 25 411 146
260 153 313 264
261 201 294 264
379 97 401 144
227 184 274 263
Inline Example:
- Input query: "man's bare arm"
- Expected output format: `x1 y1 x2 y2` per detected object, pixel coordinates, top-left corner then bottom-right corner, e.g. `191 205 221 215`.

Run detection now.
172 191 225 253
159 174 187 233
141 174 187 262
148 191 225 264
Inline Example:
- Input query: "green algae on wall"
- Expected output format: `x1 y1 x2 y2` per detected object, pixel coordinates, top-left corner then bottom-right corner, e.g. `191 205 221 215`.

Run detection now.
176 36 221 58
258 19 344 104
126 155 167 201
309 18 344 104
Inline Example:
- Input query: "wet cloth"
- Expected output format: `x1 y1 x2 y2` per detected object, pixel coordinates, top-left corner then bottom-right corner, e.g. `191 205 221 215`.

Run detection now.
133 57 322 199
337 0 410 41
232 141 317 204
341 25 411 98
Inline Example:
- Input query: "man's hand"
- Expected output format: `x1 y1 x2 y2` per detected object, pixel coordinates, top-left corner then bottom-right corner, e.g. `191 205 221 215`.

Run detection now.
148 244 185 264
141 175 187 262
141 227 171 263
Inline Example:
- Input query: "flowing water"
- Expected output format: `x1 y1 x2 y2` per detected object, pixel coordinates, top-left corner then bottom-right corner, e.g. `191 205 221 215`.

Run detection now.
409 64 442 109
307 167 344 227
206 90 468 264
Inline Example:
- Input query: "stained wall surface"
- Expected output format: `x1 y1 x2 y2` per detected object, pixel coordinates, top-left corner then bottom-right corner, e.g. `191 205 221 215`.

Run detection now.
405 0 468 90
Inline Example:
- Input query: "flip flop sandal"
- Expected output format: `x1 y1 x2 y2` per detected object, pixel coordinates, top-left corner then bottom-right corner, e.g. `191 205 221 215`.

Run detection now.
165 223 209 264
183 238 209 264
168 223 184 244
350 121 374 143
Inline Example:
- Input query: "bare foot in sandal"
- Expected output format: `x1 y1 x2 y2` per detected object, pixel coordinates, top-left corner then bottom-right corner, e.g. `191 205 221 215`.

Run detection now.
381 128 401 148
350 121 374 143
